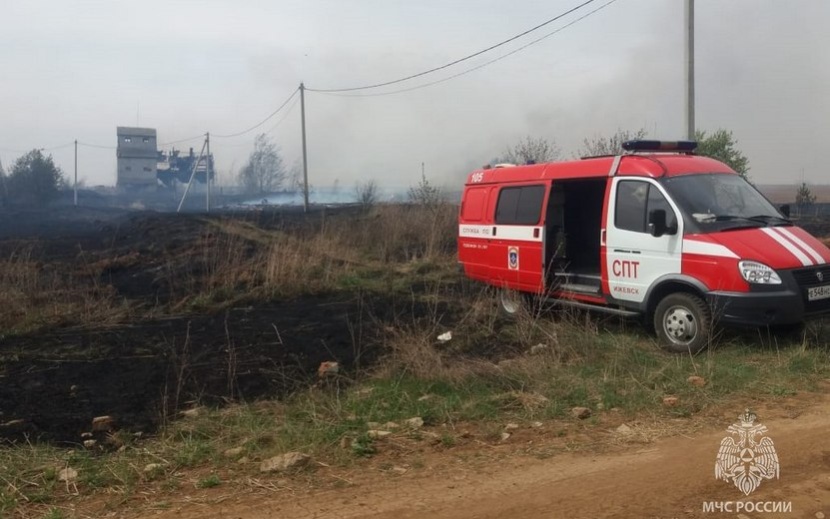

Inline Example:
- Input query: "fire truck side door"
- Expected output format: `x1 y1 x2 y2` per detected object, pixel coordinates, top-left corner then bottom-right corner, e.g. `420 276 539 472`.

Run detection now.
604 178 683 303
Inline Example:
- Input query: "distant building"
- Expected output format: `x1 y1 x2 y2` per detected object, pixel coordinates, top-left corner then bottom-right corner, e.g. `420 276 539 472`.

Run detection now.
157 147 214 187
116 127 157 188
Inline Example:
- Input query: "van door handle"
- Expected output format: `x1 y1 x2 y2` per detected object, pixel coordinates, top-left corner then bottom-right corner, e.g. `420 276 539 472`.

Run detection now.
492 226 497 236
600 229 606 246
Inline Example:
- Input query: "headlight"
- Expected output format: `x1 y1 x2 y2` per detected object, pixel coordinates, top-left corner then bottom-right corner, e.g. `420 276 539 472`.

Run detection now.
738 261 782 285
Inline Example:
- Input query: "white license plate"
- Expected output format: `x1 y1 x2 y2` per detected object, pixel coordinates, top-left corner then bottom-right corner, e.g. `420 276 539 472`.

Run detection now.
807 285 830 301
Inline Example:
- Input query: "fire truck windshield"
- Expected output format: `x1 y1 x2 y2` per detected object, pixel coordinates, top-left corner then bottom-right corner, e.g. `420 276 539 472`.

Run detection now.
660 173 788 233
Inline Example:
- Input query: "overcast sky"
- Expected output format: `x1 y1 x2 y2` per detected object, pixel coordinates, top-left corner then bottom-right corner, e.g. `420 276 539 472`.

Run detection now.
1 0 828 190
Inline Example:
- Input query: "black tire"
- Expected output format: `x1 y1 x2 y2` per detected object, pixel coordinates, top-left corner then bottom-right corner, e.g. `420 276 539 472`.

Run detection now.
498 289 530 319
653 292 711 354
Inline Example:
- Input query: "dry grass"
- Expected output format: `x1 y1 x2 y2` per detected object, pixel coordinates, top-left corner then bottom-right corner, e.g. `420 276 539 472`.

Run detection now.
0 248 129 334
338 204 457 262
0 203 458 333
374 289 594 383
167 226 359 310
373 324 503 382
168 204 456 310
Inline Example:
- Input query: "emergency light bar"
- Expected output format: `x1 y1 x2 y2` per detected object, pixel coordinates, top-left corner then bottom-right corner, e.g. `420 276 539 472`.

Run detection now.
622 140 697 153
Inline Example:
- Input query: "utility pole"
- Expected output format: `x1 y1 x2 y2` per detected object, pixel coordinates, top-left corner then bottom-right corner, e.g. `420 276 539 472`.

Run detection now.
74 140 78 207
206 132 211 212
300 83 310 213
685 0 695 140
177 138 207 213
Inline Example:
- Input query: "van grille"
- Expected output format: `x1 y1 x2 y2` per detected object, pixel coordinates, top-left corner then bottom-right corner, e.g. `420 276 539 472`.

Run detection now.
792 265 830 287
791 265 830 314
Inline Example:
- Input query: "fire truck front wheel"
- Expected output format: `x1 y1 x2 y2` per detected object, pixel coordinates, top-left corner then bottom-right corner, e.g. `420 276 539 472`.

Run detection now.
653 292 712 354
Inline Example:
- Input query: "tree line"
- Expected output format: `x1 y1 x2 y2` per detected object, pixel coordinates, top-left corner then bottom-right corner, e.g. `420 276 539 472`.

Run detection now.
2 128 818 209
0 150 66 206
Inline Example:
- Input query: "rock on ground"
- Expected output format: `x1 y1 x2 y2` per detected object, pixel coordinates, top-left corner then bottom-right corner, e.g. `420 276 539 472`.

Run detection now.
259 452 312 473
687 375 706 387
223 447 244 458
571 407 592 419
404 417 424 429
91 415 114 432
662 396 680 407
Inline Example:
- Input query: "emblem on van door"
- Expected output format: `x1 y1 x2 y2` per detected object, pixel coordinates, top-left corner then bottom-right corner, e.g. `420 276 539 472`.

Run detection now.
715 409 779 496
508 246 519 270
818 271 824 282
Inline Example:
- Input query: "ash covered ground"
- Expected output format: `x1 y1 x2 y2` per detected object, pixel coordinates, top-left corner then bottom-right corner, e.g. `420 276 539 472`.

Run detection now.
0 206 457 443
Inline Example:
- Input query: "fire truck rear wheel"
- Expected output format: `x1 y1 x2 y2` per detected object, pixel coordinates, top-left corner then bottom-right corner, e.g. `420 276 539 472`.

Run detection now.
498 289 529 319
653 292 711 354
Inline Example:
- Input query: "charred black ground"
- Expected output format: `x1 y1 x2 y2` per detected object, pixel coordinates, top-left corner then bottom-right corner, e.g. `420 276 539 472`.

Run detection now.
0 206 461 443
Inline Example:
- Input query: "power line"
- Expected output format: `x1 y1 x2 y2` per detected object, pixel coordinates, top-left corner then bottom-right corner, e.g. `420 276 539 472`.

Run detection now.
45 142 76 151
0 142 76 153
78 141 116 150
265 94 301 135
212 95 303 149
213 87 300 138
12 89 297 157
306 0 597 93
312 0 619 98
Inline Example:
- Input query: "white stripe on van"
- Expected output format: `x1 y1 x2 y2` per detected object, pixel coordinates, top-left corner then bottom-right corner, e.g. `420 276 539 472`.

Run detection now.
761 228 812 266
458 224 542 242
682 239 739 258
773 227 826 265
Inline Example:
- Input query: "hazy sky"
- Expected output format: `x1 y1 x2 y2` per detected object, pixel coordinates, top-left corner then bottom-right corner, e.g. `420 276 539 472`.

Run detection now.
1 0 828 190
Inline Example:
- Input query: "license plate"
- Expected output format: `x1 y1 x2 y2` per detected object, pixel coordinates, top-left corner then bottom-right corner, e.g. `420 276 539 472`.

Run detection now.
807 285 830 301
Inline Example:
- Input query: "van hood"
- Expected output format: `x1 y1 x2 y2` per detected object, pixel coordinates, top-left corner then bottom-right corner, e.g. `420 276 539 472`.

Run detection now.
697 226 830 270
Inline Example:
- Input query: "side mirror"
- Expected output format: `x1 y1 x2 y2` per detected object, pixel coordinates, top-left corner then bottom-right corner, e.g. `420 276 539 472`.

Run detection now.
780 204 791 218
648 209 668 237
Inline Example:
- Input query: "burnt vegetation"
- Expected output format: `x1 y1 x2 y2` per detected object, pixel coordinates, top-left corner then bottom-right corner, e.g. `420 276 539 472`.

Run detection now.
0 204 461 442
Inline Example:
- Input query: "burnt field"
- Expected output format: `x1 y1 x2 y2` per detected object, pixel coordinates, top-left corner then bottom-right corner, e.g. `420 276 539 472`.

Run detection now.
2 206 829 445
0 205 464 443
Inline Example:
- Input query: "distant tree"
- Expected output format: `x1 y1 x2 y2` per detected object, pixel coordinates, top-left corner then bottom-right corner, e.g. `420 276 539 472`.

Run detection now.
354 179 379 209
578 128 648 157
695 129 750 179
238 134 286 194
7 149 66 204
499 136 561 165
408 173 443 206
795 182 816 215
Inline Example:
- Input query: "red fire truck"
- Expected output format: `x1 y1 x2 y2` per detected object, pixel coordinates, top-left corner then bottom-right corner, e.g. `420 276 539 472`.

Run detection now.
458 140 830 353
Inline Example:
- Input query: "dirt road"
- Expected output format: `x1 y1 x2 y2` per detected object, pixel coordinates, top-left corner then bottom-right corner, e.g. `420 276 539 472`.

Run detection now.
154 395 830 519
